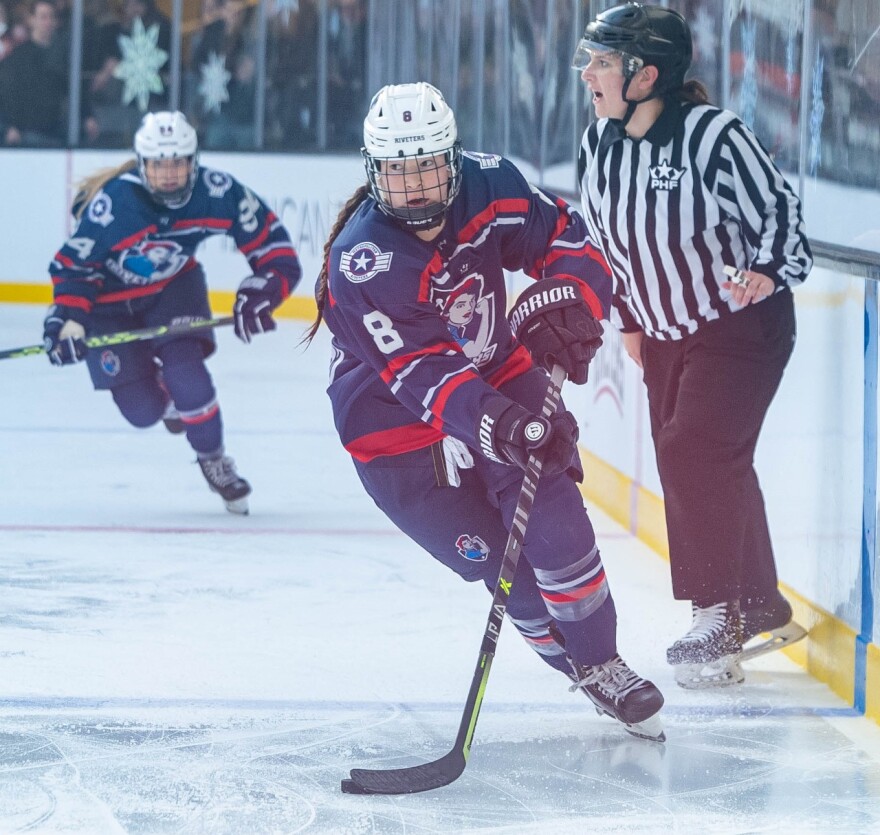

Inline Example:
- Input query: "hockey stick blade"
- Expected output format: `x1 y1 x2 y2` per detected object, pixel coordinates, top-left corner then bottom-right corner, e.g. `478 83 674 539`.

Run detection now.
342 750 466 795
0 316 234 361
341 364 566 796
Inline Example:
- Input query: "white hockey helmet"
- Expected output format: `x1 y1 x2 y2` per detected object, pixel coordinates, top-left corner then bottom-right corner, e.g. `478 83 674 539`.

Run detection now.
134 111 199 208
362 82 462 229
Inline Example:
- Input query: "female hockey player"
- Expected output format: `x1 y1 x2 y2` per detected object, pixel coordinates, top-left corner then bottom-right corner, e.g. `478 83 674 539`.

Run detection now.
574 3 811 688
42 110 301 514
305 81 665 741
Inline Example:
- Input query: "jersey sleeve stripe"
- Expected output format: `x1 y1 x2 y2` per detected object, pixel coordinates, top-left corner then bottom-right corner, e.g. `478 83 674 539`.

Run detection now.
345 423 446 462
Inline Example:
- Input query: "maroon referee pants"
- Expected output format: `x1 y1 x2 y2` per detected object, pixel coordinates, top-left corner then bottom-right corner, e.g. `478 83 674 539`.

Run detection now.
641 289 796 605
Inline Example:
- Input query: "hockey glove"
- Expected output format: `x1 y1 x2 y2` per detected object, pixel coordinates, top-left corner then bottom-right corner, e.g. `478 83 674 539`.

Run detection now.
478 399 579 476
509 278 603 385
233 275 285 343
43 305 89 366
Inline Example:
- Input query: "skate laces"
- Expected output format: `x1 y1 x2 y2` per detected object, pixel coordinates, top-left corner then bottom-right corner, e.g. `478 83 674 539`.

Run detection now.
680 602 730 642
569 655 644 700
200 455 241 487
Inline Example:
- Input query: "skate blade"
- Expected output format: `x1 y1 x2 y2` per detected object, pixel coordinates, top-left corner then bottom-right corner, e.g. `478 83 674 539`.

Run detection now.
624 713 666 743
592 706 666 743
740 621 807 662
224 497 250 515
673 657 744 690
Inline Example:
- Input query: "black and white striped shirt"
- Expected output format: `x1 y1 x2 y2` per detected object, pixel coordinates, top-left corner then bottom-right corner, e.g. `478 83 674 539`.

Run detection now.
578 100 812 340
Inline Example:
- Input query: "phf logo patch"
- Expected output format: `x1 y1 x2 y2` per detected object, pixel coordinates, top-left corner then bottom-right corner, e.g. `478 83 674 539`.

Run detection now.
649 159 686 191
340 242 393 283
456 534 489 562
100 349 121 376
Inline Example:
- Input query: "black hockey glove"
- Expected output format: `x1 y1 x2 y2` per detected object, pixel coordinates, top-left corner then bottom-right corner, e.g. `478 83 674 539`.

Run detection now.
233 274 285 343
478 398 579 476
42 304 89 366
509 278 603 385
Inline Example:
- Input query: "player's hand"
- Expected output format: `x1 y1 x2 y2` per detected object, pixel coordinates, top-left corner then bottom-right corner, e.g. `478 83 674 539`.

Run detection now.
480 400 579 476
509 278 603 385
43 305 88 366
233 275 283 343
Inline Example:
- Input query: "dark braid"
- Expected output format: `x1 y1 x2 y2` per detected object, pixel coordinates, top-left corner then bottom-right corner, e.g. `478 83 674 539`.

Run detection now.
302 184 371 345
678 79 711 105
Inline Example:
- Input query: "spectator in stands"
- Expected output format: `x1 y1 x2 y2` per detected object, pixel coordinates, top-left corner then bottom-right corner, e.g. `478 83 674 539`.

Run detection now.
326 0 366 148
0 0 65 145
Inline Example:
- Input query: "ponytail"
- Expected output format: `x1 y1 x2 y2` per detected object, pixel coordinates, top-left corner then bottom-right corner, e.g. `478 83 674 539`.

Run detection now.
678 79 711 105
73 159 138 220
302 184 371 345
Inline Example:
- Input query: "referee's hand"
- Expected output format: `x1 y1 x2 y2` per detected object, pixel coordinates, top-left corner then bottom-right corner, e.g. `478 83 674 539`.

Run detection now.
722 266 775 306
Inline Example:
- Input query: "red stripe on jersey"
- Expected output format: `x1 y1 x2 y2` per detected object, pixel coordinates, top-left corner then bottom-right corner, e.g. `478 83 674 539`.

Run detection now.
111 225 159 251
239 220 271 254
327 284 336 308
345 422 445 462
173 218 232 231
542 241 608 271
95 277 174 303
254 248 297 270
379 341 462 385
418 251 444 303
425 368 479 427
486 344 533 389
54 294 92 312
54 252 76 268
457 198 531 245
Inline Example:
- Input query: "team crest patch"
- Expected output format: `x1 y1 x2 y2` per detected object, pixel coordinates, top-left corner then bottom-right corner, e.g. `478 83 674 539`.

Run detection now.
100 349 121 376
649 159 686 191
204 169 233 198
87 190 114 227
340 242 393 283
456 534 489 562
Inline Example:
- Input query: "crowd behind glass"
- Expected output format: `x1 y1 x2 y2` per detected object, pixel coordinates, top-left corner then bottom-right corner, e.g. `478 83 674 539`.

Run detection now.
0 0 877 193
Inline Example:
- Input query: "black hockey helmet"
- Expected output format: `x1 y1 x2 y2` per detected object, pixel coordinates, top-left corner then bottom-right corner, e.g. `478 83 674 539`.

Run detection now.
572 3 692 96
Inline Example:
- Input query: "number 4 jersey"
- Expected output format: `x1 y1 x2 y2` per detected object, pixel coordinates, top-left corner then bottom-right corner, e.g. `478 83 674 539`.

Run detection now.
49 166 301 314
324 151 612 464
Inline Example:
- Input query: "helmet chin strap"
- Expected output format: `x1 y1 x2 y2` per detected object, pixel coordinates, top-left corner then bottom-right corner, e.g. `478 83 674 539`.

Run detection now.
618 76 667 128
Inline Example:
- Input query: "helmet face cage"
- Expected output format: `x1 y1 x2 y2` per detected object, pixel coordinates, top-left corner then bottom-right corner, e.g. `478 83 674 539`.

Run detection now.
363 142 463 228
134 111 199 208
362 82 462 229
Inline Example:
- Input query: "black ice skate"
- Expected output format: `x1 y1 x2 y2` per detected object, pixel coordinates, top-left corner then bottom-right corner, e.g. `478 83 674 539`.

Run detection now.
740 594 807 662
569 654 666 742
666 600 744 689
198 453 251 514
162 400 186 434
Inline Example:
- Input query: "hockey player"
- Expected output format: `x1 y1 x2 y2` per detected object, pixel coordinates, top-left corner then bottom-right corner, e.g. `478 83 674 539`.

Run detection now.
305 82 665 741
574 4 811 687
42 110 301 513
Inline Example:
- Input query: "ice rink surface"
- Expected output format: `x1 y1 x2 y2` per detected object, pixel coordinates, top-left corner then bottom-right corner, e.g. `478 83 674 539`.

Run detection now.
1 304 880 834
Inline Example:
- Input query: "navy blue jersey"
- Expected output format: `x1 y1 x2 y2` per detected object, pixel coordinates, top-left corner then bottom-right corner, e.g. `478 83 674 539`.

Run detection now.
324 152 612 462
50 166 301 315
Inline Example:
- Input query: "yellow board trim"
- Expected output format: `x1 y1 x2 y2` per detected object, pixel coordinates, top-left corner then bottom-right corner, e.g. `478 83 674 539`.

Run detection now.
0 283 318 321
868 642 880 722
578 446 871 718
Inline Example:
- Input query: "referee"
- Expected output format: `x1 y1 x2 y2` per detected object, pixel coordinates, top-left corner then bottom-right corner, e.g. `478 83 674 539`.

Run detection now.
574 3 812 689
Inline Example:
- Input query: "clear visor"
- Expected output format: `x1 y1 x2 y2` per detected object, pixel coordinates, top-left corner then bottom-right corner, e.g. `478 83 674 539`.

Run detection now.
571 38 644 74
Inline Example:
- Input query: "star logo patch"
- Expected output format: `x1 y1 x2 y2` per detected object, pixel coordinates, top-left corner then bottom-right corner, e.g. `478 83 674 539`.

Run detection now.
340 242 393 283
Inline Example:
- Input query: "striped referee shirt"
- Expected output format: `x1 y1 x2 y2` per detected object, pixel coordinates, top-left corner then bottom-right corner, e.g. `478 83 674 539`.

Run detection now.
578 99 812 340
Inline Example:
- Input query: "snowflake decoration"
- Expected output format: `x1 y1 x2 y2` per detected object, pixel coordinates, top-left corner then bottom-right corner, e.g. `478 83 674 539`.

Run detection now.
113 17 168 111
199 52 231 114
273 0 300 26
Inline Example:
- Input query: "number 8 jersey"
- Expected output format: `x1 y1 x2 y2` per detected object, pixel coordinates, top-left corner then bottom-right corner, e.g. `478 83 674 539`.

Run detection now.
323 152 612 463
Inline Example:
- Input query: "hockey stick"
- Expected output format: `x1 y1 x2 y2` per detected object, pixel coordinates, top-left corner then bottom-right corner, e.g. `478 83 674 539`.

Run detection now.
341 363 567 795
0 316 234 361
